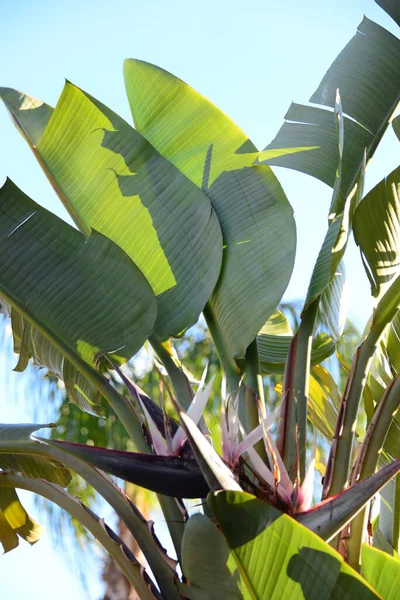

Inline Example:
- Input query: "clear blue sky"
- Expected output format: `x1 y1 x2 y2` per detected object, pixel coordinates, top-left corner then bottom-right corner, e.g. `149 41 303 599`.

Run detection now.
0 1 399 598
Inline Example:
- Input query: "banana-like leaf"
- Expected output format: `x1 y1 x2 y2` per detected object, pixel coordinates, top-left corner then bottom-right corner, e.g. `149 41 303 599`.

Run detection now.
373 520 400 558
124 60 296 358
362 544 400 600
261 103 370 199
258 332 335 375
208 490 379 599
0 487 41 553
376 0 400 26
0 179 156 370
354 166 400 302
393 115 400 142
308 366 340 441
258 308 293 336
262 14 400 199
1 303 102 415
0 84 222 341
310 16 400 137
180 513 241 600
295 458 400 542
317 260 347 342
275 365 339 441
0 423 71 486
44 439 209 498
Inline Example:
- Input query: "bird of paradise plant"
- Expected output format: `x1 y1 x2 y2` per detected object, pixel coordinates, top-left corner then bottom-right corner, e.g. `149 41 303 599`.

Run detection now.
1 0 400 598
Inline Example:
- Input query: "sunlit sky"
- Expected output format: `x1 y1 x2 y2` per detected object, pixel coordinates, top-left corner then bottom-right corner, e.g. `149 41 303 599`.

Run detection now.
0 0 399 598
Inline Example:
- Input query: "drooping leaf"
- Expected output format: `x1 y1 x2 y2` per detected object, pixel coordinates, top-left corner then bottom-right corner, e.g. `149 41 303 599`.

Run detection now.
45 439 209 498
362 543 400 600
208 490 379 599
317 260 347 342
353 166 400 302
1 303 102 416
0 84 223 340
180 513 241 599
124 59 296 358
296 458 400 542
0 179 156 370
0 487 41 553
0 423 71 486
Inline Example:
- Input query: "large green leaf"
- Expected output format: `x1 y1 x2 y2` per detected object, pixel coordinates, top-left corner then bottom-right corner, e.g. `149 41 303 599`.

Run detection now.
208 490 379 599
353 167 400 302
124 60 296 358
1 84 222 340
376 0 400 27
0 423 71 486
362 544 400 600
261 103 370 198
180 513 241 600
262 15 400 199
310 17 400 137
0 179 156 369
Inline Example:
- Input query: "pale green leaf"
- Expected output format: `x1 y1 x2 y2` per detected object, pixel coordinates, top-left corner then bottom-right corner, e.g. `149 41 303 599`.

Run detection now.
258 309 293 336
362 544 400 600
1 84 223 340
353 167 400 301
208 490 379 599
0 487 41 548
258 332 335 375
124 59 296 358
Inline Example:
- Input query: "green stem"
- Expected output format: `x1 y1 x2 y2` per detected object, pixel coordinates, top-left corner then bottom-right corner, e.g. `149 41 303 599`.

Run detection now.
323 326 386 500
277 299 319 482
324 277 400 500
345 375 400 570
244 339 268 462
203 305 245 420
381 473 400 553
149 333 193 409
0 474 157 600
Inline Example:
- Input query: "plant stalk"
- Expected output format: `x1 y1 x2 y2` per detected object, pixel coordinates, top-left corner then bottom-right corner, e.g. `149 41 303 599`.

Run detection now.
323 313 396 501
277 299 319 482
244 339 268 462
344 374 400 570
